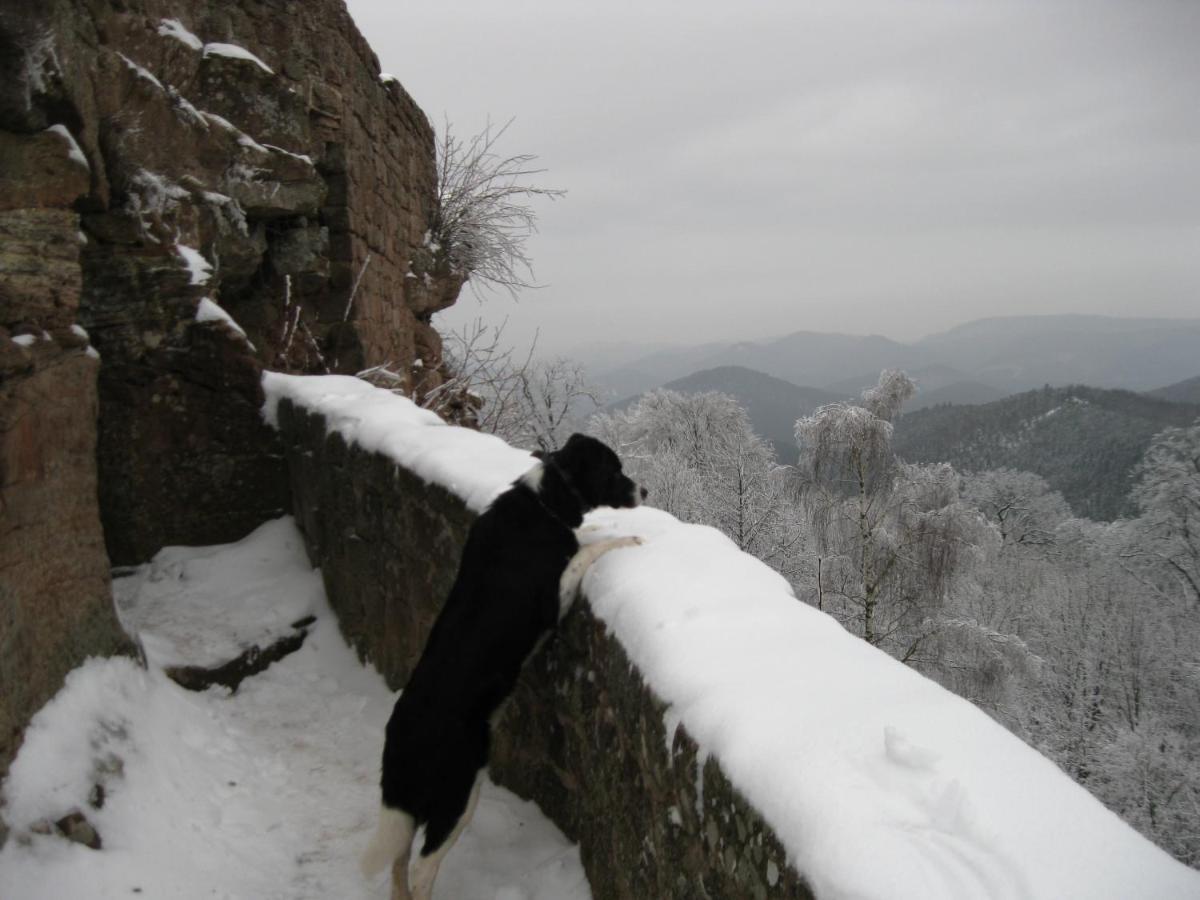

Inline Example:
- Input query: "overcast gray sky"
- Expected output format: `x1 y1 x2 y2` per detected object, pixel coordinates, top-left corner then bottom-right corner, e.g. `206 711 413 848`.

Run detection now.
345 0 1200 357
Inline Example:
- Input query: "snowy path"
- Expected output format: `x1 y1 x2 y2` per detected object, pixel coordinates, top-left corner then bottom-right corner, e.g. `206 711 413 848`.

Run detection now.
0 519 590 900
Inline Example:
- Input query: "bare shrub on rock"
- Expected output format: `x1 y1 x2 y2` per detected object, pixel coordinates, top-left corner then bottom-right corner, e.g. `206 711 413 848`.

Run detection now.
431 119 565 298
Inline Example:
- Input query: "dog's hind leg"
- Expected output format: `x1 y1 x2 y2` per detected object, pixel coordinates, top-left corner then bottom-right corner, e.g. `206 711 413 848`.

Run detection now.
390 845 414 900
559 536 644 618
410 772 483 900
361 805 415 899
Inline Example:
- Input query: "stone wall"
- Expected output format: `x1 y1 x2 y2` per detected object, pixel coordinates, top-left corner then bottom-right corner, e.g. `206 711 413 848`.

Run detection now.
276 398 815 899
278 399 475 686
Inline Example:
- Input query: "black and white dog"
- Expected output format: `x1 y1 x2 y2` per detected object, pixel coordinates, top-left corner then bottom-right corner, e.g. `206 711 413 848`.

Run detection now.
361 433 645 900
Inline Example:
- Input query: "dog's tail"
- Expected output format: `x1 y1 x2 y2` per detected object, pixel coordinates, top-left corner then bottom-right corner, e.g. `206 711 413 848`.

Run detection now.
360 805 415 880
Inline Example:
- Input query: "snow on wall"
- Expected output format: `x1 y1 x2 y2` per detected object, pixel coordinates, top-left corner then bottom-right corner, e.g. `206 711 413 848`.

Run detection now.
262 373 534 513
262 372 1200 900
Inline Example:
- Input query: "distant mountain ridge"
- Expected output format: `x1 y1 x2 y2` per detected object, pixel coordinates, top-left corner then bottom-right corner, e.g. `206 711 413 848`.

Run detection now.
1148 375 1200 405
589 316 1200 520
892 385 1200 520
586 315 1200 402
912 315 1200 393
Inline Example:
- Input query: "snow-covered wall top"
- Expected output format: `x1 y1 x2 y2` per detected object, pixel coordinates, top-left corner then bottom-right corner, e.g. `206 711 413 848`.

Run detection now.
263 373 533 513
262 372 1200 900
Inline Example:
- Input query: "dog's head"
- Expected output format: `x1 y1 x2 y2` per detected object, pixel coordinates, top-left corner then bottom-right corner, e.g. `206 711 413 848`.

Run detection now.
538 434 646 512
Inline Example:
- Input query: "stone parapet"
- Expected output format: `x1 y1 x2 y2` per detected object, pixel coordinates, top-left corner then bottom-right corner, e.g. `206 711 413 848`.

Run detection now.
274 397 813 899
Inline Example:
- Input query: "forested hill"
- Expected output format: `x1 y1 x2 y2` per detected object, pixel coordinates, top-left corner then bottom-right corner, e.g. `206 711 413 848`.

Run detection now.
893 385 1200 520
1148 375 1200 405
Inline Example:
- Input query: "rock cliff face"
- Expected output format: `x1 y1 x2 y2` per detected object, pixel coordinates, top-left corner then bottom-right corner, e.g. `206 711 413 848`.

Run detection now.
0 0 458 777
0 88 134 781
2 0 461 564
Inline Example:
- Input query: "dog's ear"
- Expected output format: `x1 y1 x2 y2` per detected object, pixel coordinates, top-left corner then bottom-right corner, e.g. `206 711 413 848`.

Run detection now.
531 449 548 461
564 433 588 448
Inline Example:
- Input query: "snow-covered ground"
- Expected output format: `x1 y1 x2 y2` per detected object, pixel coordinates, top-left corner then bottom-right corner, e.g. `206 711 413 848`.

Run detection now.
0 519 589 900
260 372 1200 900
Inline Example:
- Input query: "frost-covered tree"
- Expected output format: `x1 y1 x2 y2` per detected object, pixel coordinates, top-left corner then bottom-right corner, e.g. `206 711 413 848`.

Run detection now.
962 512 1200 866
797 369 913 495
589 389 750 523
1090 715 1200 866
506 356 599 452
961 468 1072 550
704 431 785 555
795 371 987 661
594 389 759 469
1125 421 1200 604
589 389 807 580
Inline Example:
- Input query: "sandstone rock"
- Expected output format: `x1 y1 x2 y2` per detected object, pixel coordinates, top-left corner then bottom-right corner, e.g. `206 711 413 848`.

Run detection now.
53 0 461 560
270 221 330 277
0 341 132 778
4 0 468 564
0 18 135 779
0 129 90 210
0 209 84 331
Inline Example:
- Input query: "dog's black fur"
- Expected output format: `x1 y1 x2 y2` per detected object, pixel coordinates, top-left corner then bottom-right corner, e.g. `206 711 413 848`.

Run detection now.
363 433 644 898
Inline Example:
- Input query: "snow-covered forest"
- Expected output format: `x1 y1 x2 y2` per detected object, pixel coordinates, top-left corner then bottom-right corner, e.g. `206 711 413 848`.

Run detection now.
466 365 1200 868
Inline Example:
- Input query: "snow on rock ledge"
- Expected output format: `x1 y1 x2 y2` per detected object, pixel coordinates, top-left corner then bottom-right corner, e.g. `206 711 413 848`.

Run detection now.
264 372 1200 900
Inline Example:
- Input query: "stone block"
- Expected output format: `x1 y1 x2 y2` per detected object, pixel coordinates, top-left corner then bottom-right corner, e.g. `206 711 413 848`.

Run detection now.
0 129 90 210
0 208 82 330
